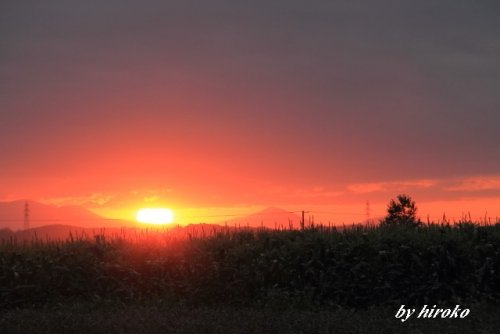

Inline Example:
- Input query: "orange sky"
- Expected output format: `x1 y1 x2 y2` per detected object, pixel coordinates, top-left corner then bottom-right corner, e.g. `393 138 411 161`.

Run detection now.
1 1 499 225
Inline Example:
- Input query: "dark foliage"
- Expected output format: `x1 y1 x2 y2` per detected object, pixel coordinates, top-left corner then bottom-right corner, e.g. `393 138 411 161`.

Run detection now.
1 223 500 309
381 194 421 227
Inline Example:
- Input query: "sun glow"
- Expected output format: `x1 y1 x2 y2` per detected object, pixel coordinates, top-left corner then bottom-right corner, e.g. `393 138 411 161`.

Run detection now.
136 208 174 225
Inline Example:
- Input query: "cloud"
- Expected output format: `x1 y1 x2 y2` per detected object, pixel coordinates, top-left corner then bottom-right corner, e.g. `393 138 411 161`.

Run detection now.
444 176 500 192
347 179 437 194
39 193 115 207
346 175 500 200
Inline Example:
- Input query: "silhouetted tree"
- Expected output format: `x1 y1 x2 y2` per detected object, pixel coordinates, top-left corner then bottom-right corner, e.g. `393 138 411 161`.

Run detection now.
381 194 421 227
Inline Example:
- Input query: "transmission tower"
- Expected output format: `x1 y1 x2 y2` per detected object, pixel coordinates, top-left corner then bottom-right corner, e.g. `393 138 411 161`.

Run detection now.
24 201 30 230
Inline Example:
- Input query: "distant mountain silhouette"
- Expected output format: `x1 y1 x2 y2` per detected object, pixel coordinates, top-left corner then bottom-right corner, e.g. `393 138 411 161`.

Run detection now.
219 207 301 229
0 203 381 242
0 224 135 242
0 222 241 243
7 224 86 241
0 204 350 242
0 200 129 230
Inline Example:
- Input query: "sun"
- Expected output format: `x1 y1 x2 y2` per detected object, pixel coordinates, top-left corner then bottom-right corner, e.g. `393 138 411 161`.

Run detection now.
136 208 174 225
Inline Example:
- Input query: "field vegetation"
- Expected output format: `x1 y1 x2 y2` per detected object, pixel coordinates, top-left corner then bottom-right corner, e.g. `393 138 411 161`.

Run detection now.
2 220 500 310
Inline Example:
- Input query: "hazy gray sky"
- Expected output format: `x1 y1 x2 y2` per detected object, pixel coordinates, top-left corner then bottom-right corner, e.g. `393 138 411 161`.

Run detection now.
1 1 499 220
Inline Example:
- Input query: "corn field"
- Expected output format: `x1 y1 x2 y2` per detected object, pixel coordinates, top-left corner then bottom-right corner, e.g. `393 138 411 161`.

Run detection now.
1 222 500 310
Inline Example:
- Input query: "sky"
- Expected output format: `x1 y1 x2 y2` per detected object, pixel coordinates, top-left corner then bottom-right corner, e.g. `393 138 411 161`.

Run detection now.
1 0 500 224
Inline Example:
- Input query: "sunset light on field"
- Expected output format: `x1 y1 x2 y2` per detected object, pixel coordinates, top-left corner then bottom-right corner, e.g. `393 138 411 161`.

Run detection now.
136 208 174 225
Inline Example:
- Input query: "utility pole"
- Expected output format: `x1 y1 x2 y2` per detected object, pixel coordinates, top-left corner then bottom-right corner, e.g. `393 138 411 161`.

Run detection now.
300 210 310 230
366 200 371 223
24 201 30 230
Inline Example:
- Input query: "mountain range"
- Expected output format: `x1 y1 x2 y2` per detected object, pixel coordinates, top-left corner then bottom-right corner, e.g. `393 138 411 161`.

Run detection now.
0 200 303 233
0 200 125 230
0 201 376 242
